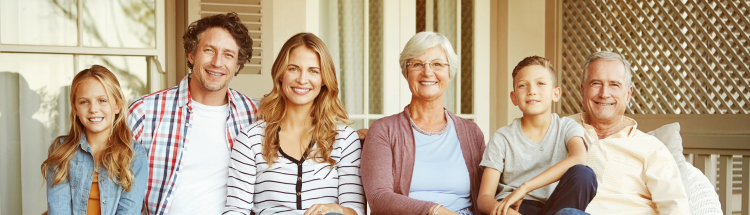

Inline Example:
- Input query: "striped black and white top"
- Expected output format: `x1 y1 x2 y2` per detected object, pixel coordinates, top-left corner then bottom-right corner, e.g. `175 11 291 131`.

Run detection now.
223 121 365 215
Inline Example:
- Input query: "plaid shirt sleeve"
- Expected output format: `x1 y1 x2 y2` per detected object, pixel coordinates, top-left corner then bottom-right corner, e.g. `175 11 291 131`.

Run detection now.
128 95 147 146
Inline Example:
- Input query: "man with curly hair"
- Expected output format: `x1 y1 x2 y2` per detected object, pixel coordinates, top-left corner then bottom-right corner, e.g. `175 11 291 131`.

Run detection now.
127 12 260 215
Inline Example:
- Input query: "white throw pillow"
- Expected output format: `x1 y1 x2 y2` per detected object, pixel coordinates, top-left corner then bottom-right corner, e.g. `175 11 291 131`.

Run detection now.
646 123 692 206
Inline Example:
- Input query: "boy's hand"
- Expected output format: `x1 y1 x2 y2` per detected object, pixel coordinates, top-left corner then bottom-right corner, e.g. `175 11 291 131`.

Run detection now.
491 200 523 215
492 185 528 215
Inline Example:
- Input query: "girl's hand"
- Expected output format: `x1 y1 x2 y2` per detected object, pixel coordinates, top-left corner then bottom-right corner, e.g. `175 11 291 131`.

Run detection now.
491 186 528 215
303 203 345 215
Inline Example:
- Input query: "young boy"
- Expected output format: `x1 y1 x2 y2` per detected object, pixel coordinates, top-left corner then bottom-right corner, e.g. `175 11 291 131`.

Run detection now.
477 56 597 215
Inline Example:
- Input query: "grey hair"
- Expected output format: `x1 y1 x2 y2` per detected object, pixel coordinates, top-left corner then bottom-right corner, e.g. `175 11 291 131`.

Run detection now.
582 51 633 87
399 32 460 79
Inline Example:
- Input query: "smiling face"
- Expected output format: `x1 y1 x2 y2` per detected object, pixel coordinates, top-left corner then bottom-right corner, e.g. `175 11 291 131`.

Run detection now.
511 65 561 116
281 46 324 108
188 27 240 92
407 46 451 102
581 59 633 124
74 78 120 137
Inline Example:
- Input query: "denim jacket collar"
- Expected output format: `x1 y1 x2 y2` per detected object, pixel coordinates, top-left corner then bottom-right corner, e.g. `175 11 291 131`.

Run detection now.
78 133 92 154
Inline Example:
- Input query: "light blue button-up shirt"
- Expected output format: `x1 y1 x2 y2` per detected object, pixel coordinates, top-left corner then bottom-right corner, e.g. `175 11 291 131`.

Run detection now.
46 134 148 215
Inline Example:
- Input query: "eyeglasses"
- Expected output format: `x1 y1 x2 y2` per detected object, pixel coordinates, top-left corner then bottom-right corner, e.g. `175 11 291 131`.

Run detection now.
406 61 450 71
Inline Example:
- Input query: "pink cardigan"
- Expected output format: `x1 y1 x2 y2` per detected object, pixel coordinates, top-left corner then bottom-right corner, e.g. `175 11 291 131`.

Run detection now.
361 107 486 215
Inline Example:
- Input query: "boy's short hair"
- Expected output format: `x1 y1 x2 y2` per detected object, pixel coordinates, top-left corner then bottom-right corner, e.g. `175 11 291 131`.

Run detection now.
511 56 557 89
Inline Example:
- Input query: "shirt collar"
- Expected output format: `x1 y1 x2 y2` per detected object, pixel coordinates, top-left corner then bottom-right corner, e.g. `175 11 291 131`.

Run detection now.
78 133 92 153
177 73 237 111
577 112 638 139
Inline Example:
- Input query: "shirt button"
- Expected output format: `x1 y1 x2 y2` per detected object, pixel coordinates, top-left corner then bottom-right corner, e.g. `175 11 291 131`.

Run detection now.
297 192 301 196
103 200 106 204
298 177 301 181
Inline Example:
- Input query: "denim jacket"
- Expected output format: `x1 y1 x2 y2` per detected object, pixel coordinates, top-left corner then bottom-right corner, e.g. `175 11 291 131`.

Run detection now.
46 134 148 215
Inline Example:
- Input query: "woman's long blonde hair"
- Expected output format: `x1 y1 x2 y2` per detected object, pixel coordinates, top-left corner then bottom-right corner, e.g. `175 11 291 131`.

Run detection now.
41 65 136 191
259 33 351 167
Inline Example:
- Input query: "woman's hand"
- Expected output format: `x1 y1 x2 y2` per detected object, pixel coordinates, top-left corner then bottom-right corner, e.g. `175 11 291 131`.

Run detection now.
356 129 368 140
303 203 346 215
428 204 460 215
491 185 528 215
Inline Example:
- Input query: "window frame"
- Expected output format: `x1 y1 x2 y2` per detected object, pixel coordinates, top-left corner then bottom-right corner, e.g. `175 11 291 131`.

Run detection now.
0 0 167 92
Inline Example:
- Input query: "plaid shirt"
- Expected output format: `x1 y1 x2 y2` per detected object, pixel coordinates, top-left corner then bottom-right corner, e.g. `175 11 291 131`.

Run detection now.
127 74 259 215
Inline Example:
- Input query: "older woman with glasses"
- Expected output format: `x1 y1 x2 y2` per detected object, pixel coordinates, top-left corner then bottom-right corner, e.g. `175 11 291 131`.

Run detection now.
361 32 485 215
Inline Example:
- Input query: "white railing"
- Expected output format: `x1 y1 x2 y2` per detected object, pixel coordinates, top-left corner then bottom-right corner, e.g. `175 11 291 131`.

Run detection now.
685 145 750 215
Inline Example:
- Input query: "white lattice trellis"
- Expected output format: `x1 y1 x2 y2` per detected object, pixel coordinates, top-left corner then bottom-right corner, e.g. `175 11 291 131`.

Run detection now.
561 0 750 115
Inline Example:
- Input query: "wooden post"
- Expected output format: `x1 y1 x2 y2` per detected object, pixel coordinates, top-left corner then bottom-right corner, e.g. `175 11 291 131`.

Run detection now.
743 156 749 215
695 154 710 175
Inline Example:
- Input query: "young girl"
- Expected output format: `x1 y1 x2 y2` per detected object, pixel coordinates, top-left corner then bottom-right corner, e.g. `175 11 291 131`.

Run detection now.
42 65 147 215
223 33 364 215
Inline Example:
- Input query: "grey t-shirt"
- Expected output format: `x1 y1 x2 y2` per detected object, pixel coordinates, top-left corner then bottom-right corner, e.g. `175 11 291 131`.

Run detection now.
479 113 585 203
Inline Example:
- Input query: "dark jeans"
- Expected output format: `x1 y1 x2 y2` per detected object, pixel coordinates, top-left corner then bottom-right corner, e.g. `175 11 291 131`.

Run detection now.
500 165 598 215
554 208 591 215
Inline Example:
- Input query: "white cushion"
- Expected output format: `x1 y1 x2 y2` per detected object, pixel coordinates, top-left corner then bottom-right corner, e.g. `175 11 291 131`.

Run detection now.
685 163 723 215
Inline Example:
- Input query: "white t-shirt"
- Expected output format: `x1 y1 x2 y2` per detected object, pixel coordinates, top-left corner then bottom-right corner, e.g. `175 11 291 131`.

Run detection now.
167 100 230 215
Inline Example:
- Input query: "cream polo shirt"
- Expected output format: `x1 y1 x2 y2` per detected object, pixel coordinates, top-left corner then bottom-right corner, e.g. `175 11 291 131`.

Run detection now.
568 113 691 215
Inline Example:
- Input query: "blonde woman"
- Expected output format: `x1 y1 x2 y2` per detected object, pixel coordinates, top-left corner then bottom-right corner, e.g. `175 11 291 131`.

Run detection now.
224 33 364 215
42 65 148 215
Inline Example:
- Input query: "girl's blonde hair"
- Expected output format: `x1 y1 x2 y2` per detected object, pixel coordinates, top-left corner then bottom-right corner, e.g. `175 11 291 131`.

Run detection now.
259 32 351 167
41 65 136 191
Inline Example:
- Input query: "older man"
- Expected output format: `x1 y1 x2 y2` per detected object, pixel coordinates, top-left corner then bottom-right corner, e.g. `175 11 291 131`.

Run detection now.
559 51 691 215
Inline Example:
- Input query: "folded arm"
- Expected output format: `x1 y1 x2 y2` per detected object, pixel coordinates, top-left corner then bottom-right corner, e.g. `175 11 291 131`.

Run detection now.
360 123 435 215
645 147 691 215
116 145 148 215
517 136 586 193
223 130 258 215
335 128 366 215
46 169 73 215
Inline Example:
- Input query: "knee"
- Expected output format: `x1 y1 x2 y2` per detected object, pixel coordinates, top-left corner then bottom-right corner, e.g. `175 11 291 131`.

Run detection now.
563 165 597 185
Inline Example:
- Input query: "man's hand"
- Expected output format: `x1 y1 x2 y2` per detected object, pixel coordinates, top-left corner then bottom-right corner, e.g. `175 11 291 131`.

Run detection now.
356 129 368 140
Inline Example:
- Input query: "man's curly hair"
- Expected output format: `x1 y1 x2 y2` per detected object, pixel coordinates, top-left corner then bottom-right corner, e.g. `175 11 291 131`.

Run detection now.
183 12 253 75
